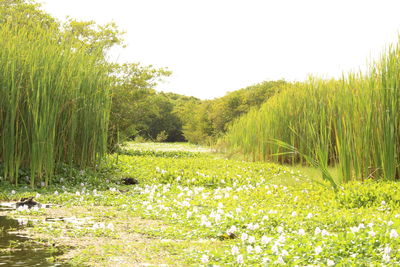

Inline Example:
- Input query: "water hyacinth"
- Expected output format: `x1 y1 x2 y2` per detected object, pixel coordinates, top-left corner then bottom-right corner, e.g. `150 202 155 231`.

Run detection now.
298 229 306 236
261 235 273 244
200 255 209 263
315 246 323 255
236 255 244 264
389 229 398 239
231 246 239 255
9 143 399 266
327 259 335 266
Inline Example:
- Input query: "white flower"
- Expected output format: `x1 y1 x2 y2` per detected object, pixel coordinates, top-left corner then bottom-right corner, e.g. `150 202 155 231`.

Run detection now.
54 191 59 195
241 233 248 241
214 213 221 222
17 218 28 225
254 246 262 254
227 225 237 234
277 226 284 233
314 246 322 255
92 222 105 229
383 253 390 262
387 220 394 226
384 246 391 254
35 193 41 198
321 229 329 236
327 259 335 266
314 227 321 235
271 244 279 254
106 223 114 230
247 223 259 230
275 256 285 264
291 211 297 217
389 229 398 239
236 254 244 264
11 190 16 195
231 246 239 255
17 205 28 212
248 236 256 243
246 245 253 253
306 213 313 219
368 230 376 237
350 226 359 233
381 200 386 205
261 235 272 244
298 229 306 236
281 249 288 256
277 234 286 244
200 254 209 263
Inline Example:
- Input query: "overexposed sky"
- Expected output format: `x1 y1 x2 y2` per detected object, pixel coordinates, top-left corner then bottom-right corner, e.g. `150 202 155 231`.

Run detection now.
41 0 400 99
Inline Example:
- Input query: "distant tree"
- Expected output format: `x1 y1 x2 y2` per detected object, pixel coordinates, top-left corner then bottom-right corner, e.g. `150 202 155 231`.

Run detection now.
62 19 125 55
182 80 287 143
108 63 172 145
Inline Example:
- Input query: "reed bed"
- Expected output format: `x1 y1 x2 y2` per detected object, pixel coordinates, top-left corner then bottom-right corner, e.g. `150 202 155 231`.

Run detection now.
225 39 400 182
0 18 111 186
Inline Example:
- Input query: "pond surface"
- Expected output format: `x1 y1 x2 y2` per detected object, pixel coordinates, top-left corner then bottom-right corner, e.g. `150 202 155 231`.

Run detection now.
0 216 68 266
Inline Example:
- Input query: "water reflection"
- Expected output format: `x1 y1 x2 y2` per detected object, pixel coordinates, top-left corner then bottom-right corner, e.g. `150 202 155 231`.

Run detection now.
0 216 68 266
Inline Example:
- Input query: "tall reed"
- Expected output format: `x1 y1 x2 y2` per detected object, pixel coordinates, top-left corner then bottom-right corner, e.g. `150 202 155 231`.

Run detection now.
0 15 111 186
225 37 400 182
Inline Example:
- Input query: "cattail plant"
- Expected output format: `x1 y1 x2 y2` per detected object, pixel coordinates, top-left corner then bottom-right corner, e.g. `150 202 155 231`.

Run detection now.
0 13 111 187
224 37 400 183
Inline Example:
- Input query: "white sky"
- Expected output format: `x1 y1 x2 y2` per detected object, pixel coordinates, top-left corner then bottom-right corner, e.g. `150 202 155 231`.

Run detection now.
40 0 400 99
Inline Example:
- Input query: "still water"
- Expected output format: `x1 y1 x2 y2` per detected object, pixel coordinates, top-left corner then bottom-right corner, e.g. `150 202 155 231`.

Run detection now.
0 215 68 266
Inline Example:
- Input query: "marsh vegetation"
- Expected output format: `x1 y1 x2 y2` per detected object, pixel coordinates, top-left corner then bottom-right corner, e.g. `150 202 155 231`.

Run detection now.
1 0 400 266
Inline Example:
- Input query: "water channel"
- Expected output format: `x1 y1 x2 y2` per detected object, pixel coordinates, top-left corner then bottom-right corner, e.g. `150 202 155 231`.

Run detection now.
0 213 69 266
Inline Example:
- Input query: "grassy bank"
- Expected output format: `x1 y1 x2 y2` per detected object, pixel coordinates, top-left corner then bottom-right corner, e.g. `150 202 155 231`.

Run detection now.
0 142 400 266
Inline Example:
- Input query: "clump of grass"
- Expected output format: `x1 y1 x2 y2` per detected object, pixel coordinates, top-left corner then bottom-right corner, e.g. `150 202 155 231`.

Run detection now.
0 12 111 186
224 36 400 183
